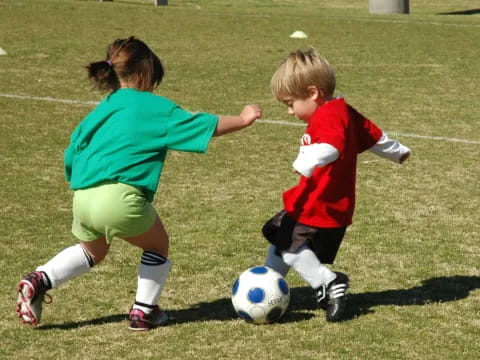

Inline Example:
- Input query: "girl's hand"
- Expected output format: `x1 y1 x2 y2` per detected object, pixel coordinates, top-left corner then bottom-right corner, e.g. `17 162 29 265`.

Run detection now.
240 104 263 126
214 105 262 136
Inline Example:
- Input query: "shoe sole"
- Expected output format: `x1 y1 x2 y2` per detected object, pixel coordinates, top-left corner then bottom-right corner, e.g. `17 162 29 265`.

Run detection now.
16 280 38 326
129 325 151 331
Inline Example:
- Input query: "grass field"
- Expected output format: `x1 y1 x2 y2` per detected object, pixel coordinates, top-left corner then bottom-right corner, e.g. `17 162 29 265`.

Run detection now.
1 0 479 359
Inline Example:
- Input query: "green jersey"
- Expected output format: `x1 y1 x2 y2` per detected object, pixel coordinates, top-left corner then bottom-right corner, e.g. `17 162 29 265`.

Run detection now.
65 88 219 201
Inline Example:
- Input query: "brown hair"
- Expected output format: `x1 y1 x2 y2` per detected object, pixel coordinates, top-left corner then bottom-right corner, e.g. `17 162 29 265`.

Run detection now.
271 48 336 101
86 36 164 93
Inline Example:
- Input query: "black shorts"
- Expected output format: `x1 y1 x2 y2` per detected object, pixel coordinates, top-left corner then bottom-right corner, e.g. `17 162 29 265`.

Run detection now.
262 210 346 264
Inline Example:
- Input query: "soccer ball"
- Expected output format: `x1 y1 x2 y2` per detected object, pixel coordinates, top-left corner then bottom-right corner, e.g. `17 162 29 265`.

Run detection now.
231 266 290 324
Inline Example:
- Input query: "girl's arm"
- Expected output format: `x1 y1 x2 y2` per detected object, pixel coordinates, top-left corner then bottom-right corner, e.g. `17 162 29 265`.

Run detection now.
214 105 262 136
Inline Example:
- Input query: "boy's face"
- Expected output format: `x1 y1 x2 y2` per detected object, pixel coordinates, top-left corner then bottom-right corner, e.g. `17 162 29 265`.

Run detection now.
281 86 320 123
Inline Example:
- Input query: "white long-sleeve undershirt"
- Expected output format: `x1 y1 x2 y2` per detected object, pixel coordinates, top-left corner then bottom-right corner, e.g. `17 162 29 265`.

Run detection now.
369 132 411 163
292 143 340 177
292 132 410 178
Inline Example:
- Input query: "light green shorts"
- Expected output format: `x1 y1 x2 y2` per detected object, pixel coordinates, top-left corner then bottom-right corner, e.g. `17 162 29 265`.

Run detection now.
72 182 157 244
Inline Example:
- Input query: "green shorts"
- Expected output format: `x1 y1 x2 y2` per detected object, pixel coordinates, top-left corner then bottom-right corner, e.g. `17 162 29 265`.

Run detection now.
72 182 157 244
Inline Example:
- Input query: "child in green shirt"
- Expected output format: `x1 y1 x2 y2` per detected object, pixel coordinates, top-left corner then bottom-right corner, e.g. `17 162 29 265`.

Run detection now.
16 36 262 330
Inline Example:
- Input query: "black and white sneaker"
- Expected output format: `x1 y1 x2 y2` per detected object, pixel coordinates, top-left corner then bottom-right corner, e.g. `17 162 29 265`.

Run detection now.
316 272 349 322
315 284 328 310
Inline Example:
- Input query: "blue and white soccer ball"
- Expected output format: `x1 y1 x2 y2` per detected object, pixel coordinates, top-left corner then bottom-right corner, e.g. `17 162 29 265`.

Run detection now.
231 266 290 324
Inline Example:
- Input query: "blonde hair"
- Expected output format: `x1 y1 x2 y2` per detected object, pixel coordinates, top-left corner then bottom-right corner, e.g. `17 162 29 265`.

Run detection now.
271 49 336 101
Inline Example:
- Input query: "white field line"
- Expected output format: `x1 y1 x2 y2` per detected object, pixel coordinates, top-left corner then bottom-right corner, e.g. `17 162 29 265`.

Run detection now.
1 92 479 145
258 119 480 145
0 93 100 106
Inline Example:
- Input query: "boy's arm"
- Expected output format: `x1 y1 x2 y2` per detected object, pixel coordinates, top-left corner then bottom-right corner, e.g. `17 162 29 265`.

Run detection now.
292 143 340 177
369 132 411 163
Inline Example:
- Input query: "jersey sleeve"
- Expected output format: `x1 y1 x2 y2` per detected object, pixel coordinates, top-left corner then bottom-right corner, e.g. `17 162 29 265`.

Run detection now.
165 106 219 153
352 107 383 153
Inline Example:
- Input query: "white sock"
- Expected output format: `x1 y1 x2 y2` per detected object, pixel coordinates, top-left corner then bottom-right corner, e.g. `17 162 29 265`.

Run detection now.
282 245 336 289
133 251 171 314
36 244 93 289
264 245 290 277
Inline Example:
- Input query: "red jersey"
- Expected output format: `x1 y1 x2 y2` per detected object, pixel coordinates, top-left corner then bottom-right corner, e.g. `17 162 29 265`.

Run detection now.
283 98 382 227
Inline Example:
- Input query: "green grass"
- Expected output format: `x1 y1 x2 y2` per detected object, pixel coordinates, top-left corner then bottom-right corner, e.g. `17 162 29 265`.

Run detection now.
1 0 479 359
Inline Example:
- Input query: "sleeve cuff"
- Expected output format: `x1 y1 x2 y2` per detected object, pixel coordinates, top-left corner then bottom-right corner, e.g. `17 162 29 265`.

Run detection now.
369 132 411 163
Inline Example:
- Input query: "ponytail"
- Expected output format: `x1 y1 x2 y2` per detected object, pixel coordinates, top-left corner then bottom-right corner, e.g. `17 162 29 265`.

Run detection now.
86 60 120 93
86 36 164 93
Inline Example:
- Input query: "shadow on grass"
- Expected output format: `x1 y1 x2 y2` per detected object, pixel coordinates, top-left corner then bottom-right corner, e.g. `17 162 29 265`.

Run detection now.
36 275 479 329
161 297 315 325
341 275 480 321
438 9 480 15
36 314 127 330
36 298 314 330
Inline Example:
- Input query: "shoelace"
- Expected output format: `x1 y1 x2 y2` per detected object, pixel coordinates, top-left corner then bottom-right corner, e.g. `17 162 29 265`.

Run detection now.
43 293 53 304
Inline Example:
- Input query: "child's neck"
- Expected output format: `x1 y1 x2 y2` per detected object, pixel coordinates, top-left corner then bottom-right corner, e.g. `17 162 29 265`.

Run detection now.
318 95 335 106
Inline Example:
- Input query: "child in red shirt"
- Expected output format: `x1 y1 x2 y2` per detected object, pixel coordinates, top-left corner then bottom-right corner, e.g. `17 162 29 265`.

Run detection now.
263 49 410 322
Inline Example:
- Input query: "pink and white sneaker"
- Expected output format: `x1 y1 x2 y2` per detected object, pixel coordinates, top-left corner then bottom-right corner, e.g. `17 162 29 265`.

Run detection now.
128 306 168 331
16 271 51 326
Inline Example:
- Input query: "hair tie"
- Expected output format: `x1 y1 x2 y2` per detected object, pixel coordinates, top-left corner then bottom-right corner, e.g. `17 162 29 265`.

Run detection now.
106 60 112 67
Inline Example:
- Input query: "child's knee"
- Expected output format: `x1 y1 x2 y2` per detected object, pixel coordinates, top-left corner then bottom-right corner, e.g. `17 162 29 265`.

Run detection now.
80 241 109 266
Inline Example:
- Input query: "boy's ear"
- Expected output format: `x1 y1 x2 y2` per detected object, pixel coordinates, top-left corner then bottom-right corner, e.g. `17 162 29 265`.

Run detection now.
307 85 322 100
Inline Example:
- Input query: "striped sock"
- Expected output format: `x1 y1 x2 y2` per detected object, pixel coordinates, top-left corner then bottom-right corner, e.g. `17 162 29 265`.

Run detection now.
133 251 171 314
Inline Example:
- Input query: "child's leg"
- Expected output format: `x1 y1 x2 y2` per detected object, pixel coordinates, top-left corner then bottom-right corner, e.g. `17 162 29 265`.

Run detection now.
282 243 348 322
282 245 336 289
307 227 349 322
37 240 103 288
286 226 347 290
123 216 170 330
264 245 290 277
17 239 102 325
262 211 347 321
262 211 292 276
263 211 336 288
